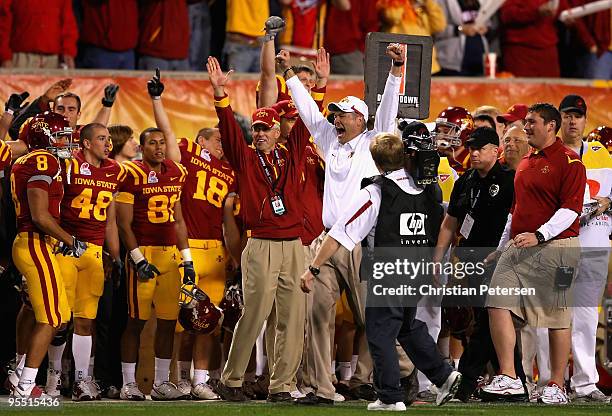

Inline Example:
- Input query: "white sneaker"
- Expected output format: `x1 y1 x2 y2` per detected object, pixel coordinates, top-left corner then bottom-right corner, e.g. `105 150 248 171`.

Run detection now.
191 382 219 400
5 369 20 392
574 389 610 403
367 399 407 411
334 392 345 402
72 378 96 401
539 383 568 405
11 383 51 398
177 379 192 396
436 371 462 406
45 369 62 398
291 389 306 399
120 382 146 401
151 381 188 401
480 374 524 400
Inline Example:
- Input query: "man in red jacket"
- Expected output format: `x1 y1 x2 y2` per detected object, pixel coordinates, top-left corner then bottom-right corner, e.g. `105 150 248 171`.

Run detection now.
500 0 571 77
0 0 78 69
78 0 138 69
137 0 190 71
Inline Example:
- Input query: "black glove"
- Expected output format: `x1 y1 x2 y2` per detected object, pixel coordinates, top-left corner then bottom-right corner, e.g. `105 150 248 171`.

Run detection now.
5 91 30 113
147 68 164 98
263 16 285 41
112 258 125 289
135 258 161 281
101 84 120 107
57 236 88 258
181 261 196 284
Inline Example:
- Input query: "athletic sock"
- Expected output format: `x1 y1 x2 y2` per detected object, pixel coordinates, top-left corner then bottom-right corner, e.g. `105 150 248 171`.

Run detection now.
154 357 171 386
72 334 92 381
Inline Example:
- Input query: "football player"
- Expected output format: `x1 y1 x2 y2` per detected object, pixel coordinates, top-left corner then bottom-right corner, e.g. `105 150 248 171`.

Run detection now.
434 107 475 176
115 126 193 401
9 111 87 398
55 123 126 400
149 69 238 400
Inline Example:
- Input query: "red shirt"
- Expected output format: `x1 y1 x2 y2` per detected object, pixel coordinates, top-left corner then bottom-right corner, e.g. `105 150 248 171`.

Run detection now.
280 0 326 50
117 159 187 246
301 142 324 245
80 0 138 52
500 0 568 49
324 0 378 55
568 0 611 54
60 152 127 246
137 0 189 60
511 138 586 239
0 0 78 62
215 95 310 240
10 150 64 233
178 138 237 241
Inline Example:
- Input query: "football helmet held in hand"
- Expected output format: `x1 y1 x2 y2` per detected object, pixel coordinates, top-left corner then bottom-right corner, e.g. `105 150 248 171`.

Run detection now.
179 283 222 334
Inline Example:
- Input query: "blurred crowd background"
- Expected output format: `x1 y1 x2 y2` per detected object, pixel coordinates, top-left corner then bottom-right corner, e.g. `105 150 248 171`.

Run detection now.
0 0 610 79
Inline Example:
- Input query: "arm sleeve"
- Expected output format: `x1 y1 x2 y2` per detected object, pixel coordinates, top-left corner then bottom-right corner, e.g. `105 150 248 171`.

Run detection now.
214 95 247 172
373 73 401 134
328 186 380 251
537 208 579 241
500 0 546 26
286 75 336 151
61 0 78 56
497 213 513 251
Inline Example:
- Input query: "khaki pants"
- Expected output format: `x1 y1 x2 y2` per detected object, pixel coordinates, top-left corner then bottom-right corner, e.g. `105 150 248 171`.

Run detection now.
221 238 305 394
306 232 414 400
13 53 59 69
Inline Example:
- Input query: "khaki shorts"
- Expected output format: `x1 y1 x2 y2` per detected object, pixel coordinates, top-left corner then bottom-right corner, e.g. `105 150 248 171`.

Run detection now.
486 237 580 328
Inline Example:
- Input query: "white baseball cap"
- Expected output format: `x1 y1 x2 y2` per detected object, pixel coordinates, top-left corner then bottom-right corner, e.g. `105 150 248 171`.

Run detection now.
327 96 369 120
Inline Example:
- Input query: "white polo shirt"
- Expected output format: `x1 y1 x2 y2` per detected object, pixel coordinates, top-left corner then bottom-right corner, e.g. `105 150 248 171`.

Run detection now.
287 73 402 229
328 169 423 251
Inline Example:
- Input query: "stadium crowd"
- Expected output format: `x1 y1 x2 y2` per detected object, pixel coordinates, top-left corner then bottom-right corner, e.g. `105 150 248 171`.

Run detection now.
0 10 611 413
0 0 611 78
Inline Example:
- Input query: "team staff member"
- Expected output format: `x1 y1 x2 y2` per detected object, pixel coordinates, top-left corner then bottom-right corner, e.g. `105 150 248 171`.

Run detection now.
558 95 611 403
116 127 193 401
207 55 310 403
10 112 87 398
148 71 239 399
286 43 405 404
55 123 126 401
433 127 526 402
483 103 586 405
300 132 461 411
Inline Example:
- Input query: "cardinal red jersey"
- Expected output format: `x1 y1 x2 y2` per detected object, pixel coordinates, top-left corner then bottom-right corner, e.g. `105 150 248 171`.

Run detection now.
449 148 471 175
116 159 187 246
0 139 12 177
178 138 237 240
300 142 324 245
59 151 127 246
10 150 64 233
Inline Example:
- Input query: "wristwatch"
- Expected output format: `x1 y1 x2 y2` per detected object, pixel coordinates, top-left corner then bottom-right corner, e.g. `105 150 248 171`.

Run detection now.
534 231 546 245
308 265 320 276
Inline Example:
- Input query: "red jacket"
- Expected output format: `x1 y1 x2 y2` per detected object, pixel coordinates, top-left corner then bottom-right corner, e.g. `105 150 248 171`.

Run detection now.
80 0 138 52
0 0 78 62
568 0 611 54
137 0 189 60
500 0 568 49
324 0 378 55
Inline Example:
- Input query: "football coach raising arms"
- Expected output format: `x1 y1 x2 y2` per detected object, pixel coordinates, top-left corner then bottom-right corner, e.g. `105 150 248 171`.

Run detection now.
481 103 586 405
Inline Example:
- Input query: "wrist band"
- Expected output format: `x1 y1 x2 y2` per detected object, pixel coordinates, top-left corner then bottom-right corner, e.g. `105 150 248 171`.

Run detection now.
152 96 161 100
180 248 192 262
130 248 145 264
393 60 405 67
5 109 14 115
283 67 294 78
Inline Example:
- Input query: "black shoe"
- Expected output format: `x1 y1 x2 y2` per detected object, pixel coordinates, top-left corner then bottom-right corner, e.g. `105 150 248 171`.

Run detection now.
267 392 293 403
243 381 257 400
454 380 476 403
295 393 334 405
401 370 419 405
349 384 377 401
335 383 351 400
216 382 249 402
251 376 269 400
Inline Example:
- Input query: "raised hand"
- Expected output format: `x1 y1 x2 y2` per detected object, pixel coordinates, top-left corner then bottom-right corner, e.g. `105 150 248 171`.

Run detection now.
264 16 285 41
314 48 330 81
386 43 405 63
147 68 164 99
102 84 120 107
207 56 233 94
275 50 291 73
5 91 30 113
43 79 72 101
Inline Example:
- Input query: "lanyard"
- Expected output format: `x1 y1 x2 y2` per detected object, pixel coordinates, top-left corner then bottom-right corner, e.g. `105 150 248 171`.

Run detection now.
256 148 283 193
469 188 481 213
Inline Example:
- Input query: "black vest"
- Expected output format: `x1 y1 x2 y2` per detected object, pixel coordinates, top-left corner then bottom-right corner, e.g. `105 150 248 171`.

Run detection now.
362 175 443 248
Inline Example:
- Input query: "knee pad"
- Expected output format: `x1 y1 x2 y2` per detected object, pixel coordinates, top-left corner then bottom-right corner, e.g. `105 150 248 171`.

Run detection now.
51 325 70 346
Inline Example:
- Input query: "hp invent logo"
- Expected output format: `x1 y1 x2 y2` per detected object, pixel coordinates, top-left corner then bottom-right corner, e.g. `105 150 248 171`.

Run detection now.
400 213 426 236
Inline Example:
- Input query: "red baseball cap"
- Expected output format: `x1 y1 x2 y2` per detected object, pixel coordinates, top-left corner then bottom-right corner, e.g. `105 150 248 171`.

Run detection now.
251 107 280 128
272 100 298 119
497 104 528 123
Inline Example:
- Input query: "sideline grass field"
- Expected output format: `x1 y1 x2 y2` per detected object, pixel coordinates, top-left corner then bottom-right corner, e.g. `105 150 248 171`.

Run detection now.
1 400 610 415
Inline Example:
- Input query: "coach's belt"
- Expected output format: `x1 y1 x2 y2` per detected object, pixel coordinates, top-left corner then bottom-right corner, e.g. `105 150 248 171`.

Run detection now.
188 239 223 250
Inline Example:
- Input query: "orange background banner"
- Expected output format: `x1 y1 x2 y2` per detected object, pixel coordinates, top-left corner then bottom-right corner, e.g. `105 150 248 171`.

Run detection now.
0 73 609 139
